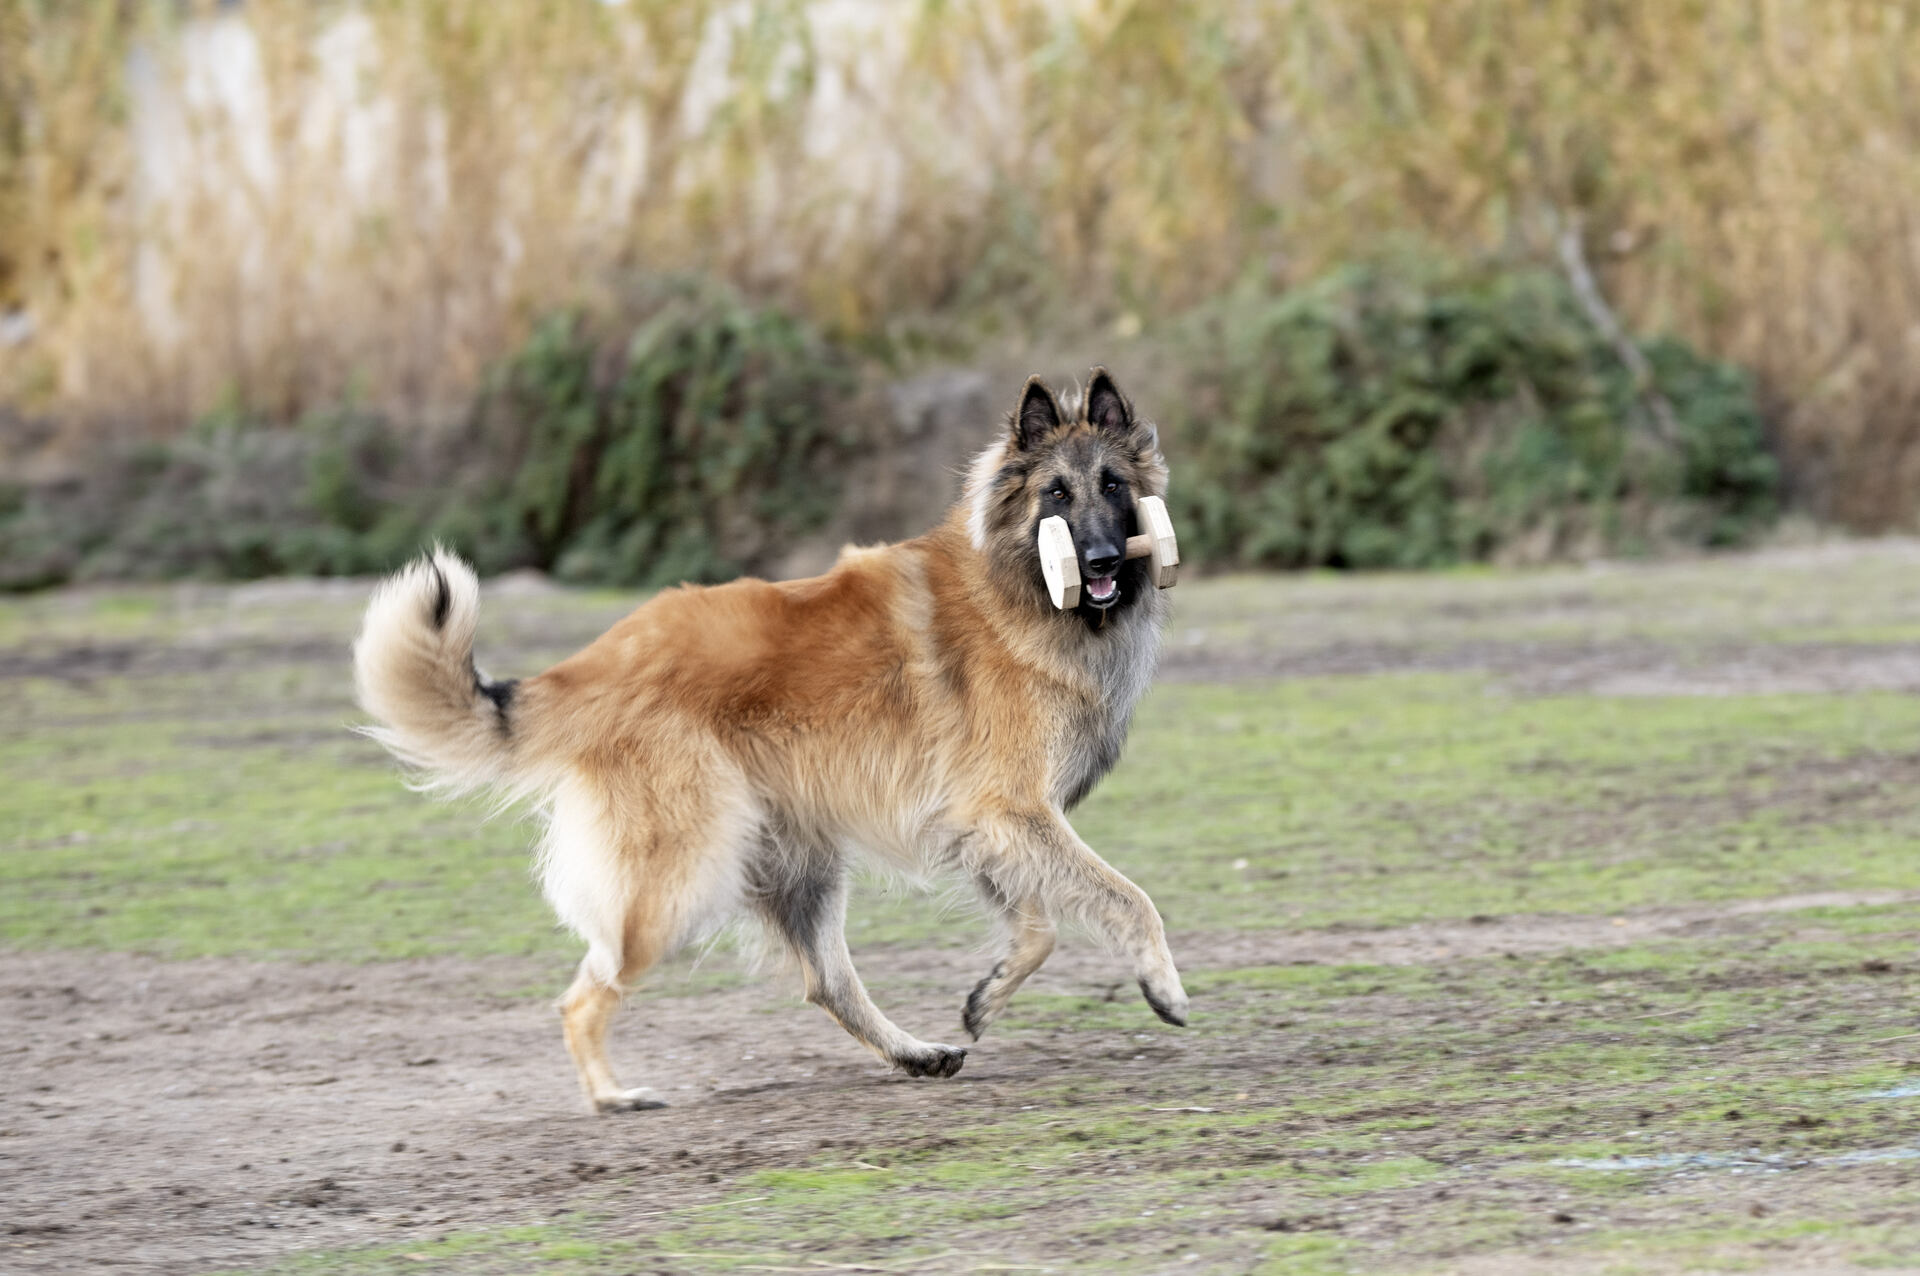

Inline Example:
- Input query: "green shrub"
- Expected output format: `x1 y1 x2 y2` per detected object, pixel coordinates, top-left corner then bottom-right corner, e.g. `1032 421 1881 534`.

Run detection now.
0 264 1780 591
0 275 858 590
1166 261 1779 569
454 275 855 585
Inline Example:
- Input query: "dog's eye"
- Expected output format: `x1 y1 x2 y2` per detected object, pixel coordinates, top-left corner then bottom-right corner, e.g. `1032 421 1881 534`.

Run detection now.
1050 487 1068 502
1104 480 1119 494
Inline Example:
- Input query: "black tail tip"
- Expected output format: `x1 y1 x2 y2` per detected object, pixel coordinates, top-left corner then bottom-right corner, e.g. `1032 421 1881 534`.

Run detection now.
428 562 451 630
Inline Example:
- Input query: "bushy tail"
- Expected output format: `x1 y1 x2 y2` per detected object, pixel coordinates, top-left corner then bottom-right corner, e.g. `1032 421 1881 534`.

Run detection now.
352 547 524 798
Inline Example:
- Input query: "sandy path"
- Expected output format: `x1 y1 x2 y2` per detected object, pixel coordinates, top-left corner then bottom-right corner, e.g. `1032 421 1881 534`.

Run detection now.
4 890 1905 1274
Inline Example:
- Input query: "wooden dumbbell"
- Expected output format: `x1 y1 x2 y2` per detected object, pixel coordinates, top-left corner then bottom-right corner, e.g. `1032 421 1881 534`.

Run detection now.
1038 494 1181 610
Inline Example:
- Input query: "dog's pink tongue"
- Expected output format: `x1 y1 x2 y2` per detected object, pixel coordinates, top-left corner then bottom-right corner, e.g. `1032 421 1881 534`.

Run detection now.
1090 575 1117 598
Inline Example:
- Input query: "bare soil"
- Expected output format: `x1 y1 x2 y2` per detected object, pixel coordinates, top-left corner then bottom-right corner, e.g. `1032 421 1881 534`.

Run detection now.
12 549 1920 1271
15 626 1920 698
1158 639 1920 696
19 627 1920 700
4 893 1907 1275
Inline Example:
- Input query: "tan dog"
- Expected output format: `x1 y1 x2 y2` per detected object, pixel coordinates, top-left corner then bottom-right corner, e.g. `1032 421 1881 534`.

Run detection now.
352 368 1187 1112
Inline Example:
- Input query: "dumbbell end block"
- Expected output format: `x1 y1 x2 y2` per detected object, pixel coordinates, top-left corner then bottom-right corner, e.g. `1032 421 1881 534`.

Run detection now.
1128 495 1180 589
1037 516 1080 610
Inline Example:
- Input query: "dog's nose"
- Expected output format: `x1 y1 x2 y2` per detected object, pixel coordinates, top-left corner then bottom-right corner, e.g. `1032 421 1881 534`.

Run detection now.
1085 543 1122 576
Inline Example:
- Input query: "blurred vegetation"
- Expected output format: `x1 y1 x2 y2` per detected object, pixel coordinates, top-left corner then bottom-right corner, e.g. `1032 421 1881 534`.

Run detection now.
462 276 853 585
1169 261 1778 570
0 258 1774 589
0 277 854 588
7 0 1890 578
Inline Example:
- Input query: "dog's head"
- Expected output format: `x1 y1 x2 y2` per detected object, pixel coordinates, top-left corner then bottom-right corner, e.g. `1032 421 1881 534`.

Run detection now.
965 368 1168 622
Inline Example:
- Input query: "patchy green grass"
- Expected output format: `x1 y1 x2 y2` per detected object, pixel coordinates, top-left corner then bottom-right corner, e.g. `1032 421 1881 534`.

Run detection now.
213 921 1920 1274
1088 674 1920 938
11 650 1920 957
1 670 559 960
11 556 1920 1273
1175 541 1920 652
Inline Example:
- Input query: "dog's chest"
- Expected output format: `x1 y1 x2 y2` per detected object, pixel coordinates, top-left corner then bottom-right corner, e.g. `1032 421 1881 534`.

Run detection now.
1050 613 1161 810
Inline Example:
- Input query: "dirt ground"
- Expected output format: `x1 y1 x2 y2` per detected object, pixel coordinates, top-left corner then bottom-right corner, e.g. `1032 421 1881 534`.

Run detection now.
1161 637 1920 697
5 889 1915 1275
11 545 1920 1273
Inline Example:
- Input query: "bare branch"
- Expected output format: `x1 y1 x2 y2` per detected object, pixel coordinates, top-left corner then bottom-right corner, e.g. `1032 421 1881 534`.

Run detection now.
1553 209 1681 448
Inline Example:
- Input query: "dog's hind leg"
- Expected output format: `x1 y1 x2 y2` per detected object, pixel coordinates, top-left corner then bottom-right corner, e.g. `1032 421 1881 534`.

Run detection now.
750 849 967 1079
545 766 748 1113
961 878 1055 1041
560 961 664 1113
556 876 682 1112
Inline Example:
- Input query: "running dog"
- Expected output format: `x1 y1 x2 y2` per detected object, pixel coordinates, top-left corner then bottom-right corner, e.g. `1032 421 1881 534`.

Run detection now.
352 368 1187 1112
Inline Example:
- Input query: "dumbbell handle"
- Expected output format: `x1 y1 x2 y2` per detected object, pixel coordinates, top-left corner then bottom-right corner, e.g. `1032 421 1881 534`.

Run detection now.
1037 495 1178 610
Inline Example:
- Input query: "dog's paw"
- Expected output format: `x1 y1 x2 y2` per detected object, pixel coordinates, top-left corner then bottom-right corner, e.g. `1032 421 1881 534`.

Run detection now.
961 968 1001 1041
893 1042 968 1079
1139 977 1189 1028
593 1087 669 1114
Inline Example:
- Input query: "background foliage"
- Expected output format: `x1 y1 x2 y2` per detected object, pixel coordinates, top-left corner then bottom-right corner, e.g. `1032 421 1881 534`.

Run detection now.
464 276 853 586
4 0 1886 582
1168 261 1778 570
0 259 1774 589
0 278 854 589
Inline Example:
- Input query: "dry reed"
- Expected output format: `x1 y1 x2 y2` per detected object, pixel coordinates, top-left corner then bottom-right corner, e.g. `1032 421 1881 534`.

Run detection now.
3 0 1918 526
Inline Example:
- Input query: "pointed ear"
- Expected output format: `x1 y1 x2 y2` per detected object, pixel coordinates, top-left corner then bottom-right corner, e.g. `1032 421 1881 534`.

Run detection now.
1085 367 1132 436
1012 375 1063 451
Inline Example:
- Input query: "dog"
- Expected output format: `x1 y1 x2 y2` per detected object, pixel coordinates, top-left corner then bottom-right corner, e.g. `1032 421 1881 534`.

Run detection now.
352 367 1188 1112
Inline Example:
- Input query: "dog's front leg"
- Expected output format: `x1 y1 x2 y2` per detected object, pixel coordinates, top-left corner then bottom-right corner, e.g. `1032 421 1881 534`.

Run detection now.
965 812 1187 1029
962 878 1055 1040
754 860 968 1079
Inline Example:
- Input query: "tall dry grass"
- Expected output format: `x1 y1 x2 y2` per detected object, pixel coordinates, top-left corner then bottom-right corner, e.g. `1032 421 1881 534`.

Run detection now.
1260 1 1920 526
3 0 1919 525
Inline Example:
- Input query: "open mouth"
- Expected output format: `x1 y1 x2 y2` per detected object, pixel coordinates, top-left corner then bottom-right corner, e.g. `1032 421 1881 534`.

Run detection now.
1085 575 1119 608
